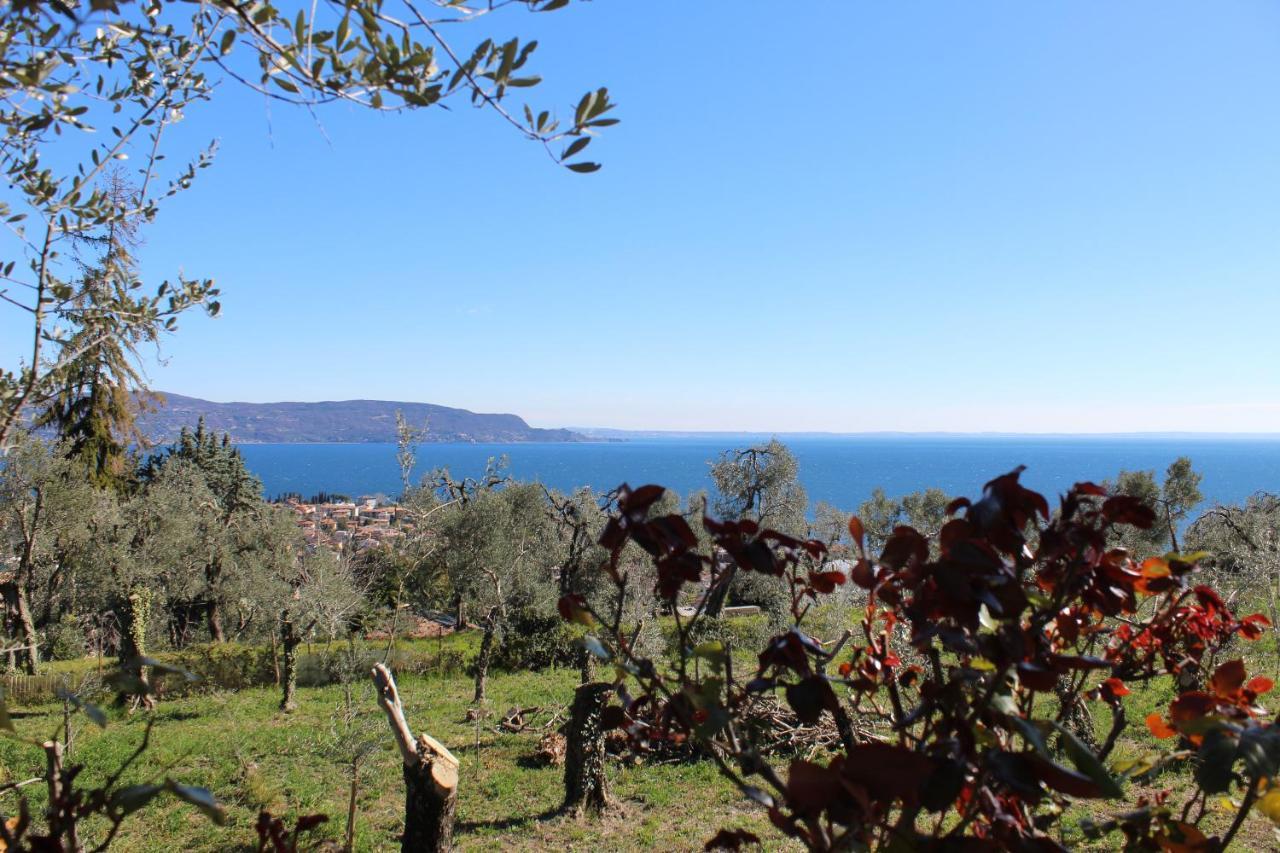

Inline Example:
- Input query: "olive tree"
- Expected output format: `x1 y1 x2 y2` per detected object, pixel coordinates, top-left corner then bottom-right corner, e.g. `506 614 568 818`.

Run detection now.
1186 492 1280 656
703 440 810 619
430 481 558 702
1105 456 1203 556
0 435 96 671
856 487 950 555
279 546 364 712
709 439 808 537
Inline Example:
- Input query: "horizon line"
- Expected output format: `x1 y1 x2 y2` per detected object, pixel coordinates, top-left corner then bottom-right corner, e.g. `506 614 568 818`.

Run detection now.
568 428 1280 439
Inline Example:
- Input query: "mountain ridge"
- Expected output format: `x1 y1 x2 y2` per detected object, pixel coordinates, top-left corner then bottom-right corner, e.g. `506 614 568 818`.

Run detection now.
137 393 585 444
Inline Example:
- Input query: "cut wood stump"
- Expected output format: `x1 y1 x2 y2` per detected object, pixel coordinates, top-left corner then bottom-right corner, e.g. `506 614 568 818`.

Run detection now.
536 731 566 767
561 681 614 817
372 663 459 852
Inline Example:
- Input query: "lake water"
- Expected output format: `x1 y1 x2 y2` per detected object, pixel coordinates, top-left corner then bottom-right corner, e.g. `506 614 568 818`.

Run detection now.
238 436 1280 515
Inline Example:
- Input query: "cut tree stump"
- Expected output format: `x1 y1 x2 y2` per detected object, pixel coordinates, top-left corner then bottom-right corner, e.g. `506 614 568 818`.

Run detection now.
561 681 614 817
372 662 459 852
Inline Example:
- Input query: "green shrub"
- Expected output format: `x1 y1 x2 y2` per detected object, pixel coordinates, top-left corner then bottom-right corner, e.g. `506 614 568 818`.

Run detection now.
165 642 277 695
46 615 87 661
389 647 467 679
493 607 579 671
670 614 773 664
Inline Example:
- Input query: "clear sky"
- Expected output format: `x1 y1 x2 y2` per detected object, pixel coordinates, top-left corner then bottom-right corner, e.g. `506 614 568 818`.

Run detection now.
8 1 1280 432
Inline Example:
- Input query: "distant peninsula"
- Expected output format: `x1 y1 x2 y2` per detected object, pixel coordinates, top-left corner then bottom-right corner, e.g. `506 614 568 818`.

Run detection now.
137 393 587 444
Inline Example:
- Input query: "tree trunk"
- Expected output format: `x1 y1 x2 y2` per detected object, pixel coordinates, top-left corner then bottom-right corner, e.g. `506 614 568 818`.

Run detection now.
702 554 735 619
344 759 359 853
117 588 154 710
562 681 614 817
372 663 458 853
472 607 498 704
11 583 39 675
1055 678 1098 751
280 611 299 713
452 593 464 631
578 645 595 684
269 626 281 686
208 599 225 643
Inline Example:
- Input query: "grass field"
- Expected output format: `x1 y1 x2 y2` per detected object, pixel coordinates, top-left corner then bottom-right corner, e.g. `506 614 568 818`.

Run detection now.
0 636 783 852
2 632 1279 851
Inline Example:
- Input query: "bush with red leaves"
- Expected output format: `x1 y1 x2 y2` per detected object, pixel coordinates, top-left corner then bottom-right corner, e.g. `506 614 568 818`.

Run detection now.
564 469 1280 851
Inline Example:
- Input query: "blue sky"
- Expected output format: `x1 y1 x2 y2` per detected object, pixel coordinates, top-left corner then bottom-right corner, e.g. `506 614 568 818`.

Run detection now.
7 1 1280 432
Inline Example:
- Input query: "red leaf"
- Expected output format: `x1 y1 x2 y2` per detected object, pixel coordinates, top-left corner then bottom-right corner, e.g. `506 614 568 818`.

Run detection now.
1101 495 1157 529
296 814 328 832
1247 676 1275 696
1210 659 1246 699
1169 692 1216 726
839 742 936 802
1017 661 1059 691
785 760 840 817
808 571 846 595
785 676 839 724
1146 712 1176 739
1103 677 1130 697
881 526 928 570
1240 613 1271 640
847 516 865 551
621 484 666 517
557 594 592 626
1139 557 1170 579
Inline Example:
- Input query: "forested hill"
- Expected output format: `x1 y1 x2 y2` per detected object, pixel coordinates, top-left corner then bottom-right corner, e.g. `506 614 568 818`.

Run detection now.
136 393 586 444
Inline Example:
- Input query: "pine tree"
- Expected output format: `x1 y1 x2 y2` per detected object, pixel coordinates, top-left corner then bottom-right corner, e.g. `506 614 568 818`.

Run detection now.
34 172 152 491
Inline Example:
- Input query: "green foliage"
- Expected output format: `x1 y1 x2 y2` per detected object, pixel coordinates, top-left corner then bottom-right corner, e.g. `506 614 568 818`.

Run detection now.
492 606 580 671
46 614 88 661
709 439 808 537
0 429 360 691
857 486 950 553
672 615 773 664
31 172 152 491
142 418 263 510
0 434 100 670
811 500 854 551
1106 456 1204 556
165 642 277 694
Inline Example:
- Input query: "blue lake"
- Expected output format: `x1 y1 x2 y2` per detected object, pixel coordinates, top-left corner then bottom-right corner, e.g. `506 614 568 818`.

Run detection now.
238 436 1280 515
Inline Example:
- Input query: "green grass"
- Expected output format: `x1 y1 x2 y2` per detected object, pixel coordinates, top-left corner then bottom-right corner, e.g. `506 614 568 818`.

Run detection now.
6 633 1280 850
1 662 787 852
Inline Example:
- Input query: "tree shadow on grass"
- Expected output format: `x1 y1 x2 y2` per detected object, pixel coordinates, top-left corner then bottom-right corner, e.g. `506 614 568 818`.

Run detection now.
456 805 560 834
514 754 558 770
150 707 201 722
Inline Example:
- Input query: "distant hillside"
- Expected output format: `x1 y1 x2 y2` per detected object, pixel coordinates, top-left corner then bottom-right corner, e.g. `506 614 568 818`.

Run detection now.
137 393 586 444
